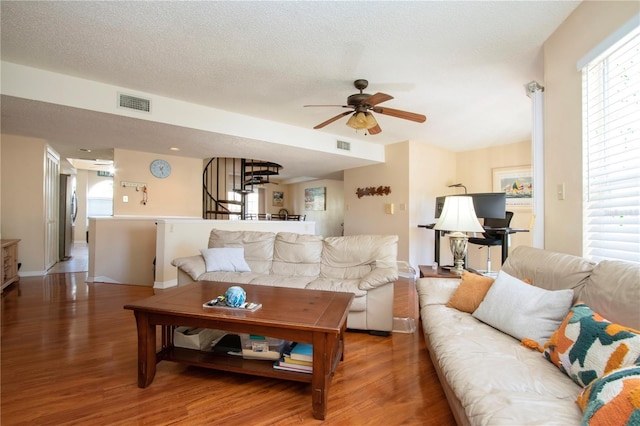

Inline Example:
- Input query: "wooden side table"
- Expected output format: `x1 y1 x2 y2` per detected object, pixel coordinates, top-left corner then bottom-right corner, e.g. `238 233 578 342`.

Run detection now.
419 265 461 279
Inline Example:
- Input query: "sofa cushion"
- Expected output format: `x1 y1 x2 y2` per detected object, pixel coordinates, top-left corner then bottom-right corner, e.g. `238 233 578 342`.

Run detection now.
472 270 574 346
577 260 640 330
248 274 315 289
271 232 322 277
543 302 640 387
501 245 595 294
208 229 275 274
576 365 640 426
305 278 367 296
200 247 251 272
198 271 262 284
306 278 367 311
446 270 494 313
320 234 398 280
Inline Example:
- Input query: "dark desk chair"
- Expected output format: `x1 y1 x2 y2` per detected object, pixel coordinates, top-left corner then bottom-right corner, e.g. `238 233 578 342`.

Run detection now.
468 211 514 273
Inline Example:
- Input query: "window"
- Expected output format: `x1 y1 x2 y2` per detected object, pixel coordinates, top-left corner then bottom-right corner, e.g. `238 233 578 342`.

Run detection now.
226 190 258 220
582 24 640 264
87 180 113 217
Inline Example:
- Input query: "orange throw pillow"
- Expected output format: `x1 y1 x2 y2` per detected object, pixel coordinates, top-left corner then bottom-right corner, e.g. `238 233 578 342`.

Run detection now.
446 270 495 313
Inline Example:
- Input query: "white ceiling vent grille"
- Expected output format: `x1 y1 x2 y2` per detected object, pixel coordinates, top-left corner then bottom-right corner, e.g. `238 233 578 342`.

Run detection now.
337 140 351 151
118 94 151 113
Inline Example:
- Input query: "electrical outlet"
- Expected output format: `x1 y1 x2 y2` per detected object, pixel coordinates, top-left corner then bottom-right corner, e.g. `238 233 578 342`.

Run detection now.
385 203 394 214
123 195 129 203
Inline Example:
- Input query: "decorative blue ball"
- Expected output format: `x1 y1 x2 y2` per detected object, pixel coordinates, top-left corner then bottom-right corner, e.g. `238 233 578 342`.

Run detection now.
224 286 246 307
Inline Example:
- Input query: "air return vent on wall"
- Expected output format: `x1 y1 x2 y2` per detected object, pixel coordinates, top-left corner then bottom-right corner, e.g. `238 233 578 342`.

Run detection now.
337 140 351 151
118 93 151 113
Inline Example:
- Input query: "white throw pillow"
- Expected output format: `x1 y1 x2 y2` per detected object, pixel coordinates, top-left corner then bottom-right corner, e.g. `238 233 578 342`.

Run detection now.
472 270 573 346
200 247 251 272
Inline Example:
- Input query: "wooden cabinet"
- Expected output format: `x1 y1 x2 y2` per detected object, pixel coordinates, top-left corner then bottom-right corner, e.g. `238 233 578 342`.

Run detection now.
2 239 20 292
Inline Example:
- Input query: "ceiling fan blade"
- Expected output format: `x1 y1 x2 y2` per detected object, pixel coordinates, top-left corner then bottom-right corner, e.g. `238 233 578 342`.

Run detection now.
367 124 382 135
304 104 351 108
363 92 393 107
372 106 426 123
313 111 353 129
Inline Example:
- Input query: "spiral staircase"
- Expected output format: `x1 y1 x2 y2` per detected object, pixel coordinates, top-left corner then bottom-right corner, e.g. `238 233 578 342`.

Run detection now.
202 158 282 219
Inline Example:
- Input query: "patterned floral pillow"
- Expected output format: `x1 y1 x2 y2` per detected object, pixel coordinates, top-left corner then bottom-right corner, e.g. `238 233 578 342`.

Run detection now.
543 302 640 387
576 365 640 425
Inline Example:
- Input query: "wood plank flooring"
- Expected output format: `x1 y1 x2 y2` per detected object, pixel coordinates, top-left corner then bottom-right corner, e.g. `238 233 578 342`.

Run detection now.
1 273 455 425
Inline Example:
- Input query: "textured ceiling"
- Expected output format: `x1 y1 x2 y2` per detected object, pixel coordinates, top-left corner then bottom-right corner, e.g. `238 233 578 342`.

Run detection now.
0 1 580 180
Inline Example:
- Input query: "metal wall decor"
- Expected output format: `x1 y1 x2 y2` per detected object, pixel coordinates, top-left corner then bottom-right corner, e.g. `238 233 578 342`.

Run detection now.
356 186 391 199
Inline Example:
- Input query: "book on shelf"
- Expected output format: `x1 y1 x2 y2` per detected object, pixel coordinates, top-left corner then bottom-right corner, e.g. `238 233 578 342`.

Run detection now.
282 356 312 367
288 342 313 362
273 357 312 374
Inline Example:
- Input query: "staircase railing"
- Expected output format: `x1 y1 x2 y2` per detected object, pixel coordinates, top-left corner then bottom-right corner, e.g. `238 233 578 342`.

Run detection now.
202 157 243 220
202 157 283 220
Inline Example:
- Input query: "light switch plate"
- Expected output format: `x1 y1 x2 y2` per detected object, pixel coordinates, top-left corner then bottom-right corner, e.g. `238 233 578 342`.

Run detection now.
557 183 565 200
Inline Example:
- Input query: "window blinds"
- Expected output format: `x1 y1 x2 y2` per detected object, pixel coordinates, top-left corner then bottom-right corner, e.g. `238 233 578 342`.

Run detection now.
582 29 640 263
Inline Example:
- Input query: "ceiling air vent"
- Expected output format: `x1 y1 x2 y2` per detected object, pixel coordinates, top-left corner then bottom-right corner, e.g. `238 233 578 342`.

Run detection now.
337 140 351 151
118 93 151 113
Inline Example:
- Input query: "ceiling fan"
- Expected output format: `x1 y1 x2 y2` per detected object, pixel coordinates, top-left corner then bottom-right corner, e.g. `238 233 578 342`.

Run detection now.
304 79 426 135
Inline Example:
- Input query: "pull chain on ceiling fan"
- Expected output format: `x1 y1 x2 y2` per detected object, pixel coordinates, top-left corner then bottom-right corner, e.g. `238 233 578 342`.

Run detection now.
304 79 426 135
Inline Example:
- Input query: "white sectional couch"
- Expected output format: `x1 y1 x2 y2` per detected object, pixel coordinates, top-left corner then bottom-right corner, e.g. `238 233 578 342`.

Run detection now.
171 229 399 333
417 246 640 425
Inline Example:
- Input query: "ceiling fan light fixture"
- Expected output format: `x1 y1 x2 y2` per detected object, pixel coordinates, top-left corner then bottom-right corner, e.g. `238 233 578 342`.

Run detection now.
355 112 368 128
346 113 359 129
346 111 378 130
364 112 378 129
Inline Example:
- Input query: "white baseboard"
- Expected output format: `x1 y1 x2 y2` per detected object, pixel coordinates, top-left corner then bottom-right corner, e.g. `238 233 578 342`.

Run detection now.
154 279 177 290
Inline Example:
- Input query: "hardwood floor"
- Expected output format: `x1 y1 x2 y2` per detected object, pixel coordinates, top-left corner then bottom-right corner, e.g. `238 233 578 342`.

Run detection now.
1 273 455 425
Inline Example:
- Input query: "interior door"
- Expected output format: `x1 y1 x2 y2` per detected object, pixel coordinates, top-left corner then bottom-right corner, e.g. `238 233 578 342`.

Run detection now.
45 148 60 270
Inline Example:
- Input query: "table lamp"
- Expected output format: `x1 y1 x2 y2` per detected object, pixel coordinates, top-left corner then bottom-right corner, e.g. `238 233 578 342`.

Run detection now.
433 196 484 275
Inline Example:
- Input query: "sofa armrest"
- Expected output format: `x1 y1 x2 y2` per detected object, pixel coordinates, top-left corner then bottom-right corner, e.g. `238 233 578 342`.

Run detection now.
416 278 460 306
171 255 206 281
358 267 399 290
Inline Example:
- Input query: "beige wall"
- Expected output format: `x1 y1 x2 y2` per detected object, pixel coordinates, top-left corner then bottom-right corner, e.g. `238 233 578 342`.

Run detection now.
408 141 457 268
287 179 344 237
543 1 639 255
344 142 411 260
113 148 202 217
0 135 48 273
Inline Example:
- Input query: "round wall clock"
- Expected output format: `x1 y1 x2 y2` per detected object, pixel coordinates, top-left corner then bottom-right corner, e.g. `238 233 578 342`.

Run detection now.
150 159 171 178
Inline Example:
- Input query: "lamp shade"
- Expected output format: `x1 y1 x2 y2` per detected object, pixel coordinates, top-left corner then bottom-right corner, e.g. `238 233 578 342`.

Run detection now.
346 111 378 130
364 112 378 129
346 114 359 129
433 196 484 233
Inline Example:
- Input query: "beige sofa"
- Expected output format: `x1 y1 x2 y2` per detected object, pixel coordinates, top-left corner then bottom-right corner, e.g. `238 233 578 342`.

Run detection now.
417 246 640 425
172 229 399 333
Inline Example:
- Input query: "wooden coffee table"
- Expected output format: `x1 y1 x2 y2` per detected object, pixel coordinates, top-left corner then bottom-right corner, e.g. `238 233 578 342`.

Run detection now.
124 281 353 420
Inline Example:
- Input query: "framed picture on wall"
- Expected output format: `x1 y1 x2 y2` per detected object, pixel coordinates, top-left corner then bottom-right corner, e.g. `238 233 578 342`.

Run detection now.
272 191 284 207
304 187 326 211
492 165 533 208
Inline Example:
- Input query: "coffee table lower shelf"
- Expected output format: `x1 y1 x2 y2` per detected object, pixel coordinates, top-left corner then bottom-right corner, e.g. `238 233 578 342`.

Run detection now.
159 345 337 384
